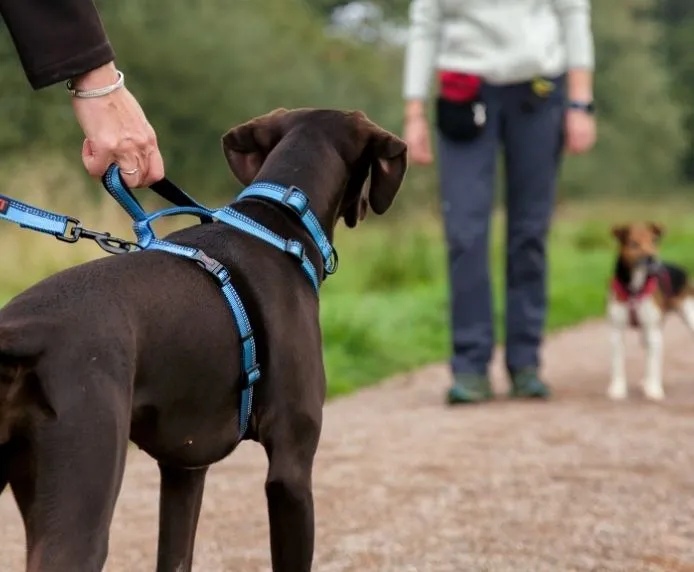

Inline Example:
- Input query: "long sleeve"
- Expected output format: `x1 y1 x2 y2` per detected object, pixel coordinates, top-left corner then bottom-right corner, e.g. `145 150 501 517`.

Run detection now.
0 0 115 90
552 0 595 70
402 0 441 100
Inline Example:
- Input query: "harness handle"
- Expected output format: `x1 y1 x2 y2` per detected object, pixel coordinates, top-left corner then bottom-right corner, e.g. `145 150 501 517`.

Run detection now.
101 164 213 224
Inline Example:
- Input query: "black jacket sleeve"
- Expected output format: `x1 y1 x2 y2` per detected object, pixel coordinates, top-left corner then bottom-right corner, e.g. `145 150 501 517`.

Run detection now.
0 0 115 89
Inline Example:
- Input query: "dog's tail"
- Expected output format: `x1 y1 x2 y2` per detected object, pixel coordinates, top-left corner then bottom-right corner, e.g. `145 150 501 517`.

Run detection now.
0 320 54 445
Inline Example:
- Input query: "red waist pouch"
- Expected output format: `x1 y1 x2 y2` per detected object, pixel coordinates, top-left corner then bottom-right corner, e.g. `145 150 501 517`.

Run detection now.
439 71 482 103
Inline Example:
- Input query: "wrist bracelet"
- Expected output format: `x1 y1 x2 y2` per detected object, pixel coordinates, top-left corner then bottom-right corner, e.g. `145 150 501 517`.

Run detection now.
567 100 595 114
66 70 125 99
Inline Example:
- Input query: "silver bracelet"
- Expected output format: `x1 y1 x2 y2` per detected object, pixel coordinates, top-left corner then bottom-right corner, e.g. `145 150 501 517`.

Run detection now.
66 70 125 98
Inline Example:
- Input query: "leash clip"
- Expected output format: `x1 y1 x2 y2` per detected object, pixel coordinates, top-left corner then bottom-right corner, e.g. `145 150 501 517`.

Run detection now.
55 217 139 255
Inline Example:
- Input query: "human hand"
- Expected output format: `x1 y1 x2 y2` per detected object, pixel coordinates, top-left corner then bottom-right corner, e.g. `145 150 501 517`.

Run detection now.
564 108 596 155
69 62 165 188
403 114 434 165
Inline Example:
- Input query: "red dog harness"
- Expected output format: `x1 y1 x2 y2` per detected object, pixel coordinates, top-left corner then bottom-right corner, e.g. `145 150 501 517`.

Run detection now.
610 269 672 327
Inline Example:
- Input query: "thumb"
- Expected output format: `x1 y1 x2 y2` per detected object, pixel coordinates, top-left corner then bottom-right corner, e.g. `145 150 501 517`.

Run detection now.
81 139 112 178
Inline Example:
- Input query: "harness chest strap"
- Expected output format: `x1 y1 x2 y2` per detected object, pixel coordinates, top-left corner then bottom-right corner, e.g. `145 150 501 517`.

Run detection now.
610 275 663 327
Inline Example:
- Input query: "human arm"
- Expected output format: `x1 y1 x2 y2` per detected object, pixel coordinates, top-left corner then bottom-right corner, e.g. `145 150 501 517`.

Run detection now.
0 0 114 89
552 0 597 154
0 0 164 186
402 0 441 164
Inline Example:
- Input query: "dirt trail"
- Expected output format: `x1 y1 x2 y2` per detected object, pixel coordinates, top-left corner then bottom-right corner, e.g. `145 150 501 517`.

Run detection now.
2 318 694 571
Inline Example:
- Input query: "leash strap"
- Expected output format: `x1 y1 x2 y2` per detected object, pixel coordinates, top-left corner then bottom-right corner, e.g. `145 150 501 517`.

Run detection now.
237 182 339 276
0 192 138 254
0 193 73 237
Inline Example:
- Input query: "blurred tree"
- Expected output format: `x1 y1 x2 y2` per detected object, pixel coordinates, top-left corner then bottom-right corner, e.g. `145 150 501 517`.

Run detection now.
655 0 694 180
559 0 686 197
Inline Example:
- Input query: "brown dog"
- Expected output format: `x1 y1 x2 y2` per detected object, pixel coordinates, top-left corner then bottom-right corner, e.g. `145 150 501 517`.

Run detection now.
0 109 407 571
607 222 694 400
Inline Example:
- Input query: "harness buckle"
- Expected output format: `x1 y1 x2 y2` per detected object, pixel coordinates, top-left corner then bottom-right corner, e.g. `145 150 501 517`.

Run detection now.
325 246 339 275
284 239 305 261
282 186 310 217
242 364 261 388
190 249 230 284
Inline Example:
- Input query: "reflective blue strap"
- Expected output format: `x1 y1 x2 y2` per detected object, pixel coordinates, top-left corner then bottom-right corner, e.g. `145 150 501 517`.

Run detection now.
0 193 71 237
102 164 149 222
132 205 217 248
236 182 337 275
214 207 320 293
145 238 260 438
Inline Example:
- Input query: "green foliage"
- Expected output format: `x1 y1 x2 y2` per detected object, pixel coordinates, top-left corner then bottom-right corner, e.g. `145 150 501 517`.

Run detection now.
655 0 694 180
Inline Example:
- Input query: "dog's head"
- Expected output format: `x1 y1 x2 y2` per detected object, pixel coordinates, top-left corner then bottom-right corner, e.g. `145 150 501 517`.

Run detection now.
611 222 664 269
220 108 407 228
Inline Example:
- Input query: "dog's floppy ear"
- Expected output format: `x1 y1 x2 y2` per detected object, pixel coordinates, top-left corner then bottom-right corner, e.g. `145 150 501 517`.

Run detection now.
343 121 408 228
649 222 665 240
221 108 288 185
611 224 629 243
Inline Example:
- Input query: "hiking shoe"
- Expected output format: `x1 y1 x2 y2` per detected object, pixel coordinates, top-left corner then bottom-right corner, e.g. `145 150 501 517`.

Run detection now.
446 373 494 404
508 367 551 399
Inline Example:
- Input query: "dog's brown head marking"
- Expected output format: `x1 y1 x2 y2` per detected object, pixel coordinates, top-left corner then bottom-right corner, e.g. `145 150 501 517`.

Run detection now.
220 108 408 229
611 222 664 267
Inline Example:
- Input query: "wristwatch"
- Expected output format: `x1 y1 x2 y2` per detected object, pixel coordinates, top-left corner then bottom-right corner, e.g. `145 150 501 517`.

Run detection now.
567 100 595 114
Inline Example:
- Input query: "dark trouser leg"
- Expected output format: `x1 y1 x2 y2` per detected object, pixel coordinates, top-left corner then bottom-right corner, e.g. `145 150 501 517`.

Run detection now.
502 80 565 375
437 90 501 377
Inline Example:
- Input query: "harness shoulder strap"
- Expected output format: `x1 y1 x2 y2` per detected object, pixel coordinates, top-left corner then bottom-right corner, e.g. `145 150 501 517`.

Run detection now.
237 182 338 276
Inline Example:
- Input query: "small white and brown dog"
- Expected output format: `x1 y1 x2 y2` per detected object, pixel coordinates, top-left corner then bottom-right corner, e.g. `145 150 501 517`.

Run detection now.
607 222 694 401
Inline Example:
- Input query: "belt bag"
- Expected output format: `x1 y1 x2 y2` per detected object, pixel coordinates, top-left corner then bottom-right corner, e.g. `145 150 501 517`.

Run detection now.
436 71 487 143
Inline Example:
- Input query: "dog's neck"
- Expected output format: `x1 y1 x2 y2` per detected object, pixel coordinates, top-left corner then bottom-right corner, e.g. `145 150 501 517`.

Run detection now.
250 130 348 242
615 256 649 293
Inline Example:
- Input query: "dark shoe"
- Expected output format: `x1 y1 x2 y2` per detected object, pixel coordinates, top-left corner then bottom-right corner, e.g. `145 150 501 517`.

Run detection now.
446 373 494 404
508 367 551 399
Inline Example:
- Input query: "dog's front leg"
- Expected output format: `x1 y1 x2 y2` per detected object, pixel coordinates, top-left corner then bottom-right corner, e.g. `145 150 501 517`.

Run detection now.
155 463 208 572
263 419 321 572
639 299 665 400
607 299 629 400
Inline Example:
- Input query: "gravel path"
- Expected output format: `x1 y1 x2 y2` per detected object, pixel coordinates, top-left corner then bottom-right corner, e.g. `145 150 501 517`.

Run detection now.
2 318 694 571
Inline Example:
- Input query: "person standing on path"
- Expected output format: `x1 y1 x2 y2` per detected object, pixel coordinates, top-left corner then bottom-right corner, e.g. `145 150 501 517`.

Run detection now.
402 0 597 403
0 0 164 188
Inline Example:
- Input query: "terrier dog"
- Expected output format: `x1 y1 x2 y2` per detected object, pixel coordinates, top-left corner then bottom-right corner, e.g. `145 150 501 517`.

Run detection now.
607 222 694 400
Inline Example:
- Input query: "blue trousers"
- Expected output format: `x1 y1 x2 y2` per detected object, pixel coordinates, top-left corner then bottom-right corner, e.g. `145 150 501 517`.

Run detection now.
437 77 565 376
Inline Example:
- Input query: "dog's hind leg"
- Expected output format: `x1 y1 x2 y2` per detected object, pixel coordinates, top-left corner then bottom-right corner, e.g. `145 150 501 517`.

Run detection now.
676 296 694 334
155 463 208 572
10 370 130 572
263 412 322 572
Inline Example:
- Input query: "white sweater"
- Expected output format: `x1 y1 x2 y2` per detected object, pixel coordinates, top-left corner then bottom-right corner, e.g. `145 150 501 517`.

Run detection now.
403 0 595 100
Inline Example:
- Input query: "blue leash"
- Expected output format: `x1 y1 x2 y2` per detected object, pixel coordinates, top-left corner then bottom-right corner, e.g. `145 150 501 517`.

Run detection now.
0 166 337 441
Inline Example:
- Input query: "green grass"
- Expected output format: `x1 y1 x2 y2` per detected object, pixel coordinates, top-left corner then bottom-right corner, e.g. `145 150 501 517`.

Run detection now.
3 161 694 398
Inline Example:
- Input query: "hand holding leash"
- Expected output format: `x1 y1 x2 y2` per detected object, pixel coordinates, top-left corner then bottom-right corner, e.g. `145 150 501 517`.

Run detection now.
68 62 165 188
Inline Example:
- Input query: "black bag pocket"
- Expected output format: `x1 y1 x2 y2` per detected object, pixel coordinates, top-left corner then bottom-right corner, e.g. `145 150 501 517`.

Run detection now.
436 96 487 143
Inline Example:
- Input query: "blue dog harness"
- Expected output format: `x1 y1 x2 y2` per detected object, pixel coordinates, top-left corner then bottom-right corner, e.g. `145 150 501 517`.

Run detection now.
0 164 337 440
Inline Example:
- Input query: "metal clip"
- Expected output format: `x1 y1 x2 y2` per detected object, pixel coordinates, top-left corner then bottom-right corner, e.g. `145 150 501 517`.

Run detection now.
55 219 139 255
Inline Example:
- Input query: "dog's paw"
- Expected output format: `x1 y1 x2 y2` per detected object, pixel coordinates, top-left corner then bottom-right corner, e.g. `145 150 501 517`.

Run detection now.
642 381 665 401
607 380 628 401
